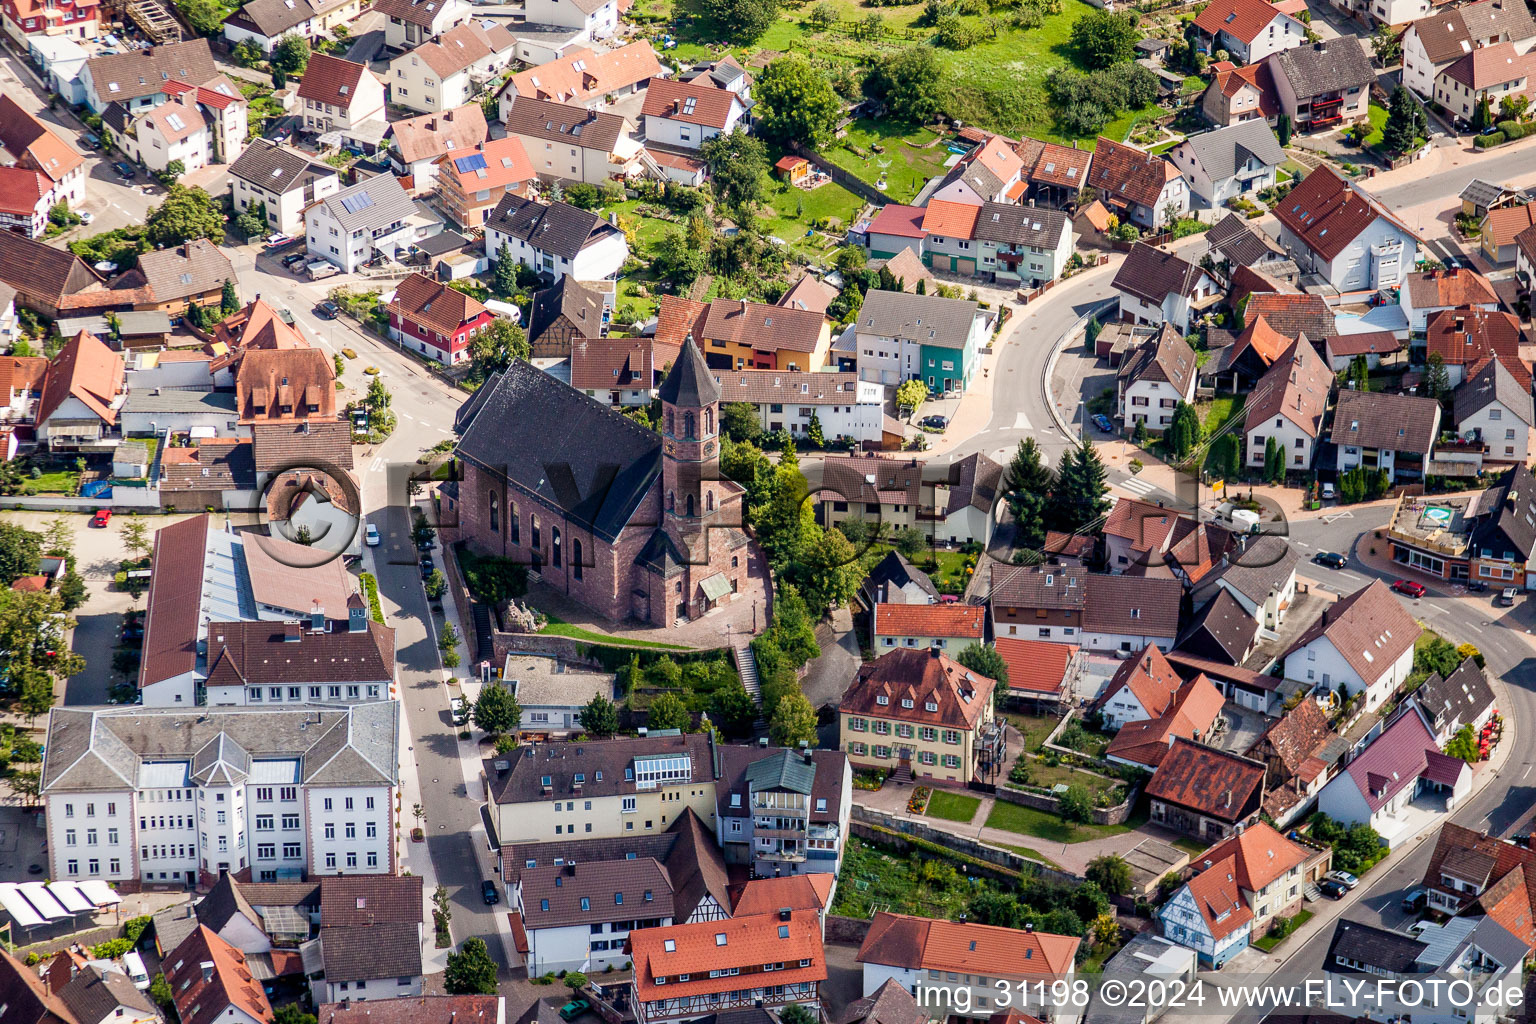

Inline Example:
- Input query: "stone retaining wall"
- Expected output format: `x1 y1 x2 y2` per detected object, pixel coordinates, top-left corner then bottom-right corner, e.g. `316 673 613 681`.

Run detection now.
825 915 873 945
850 804 1083 885
992 780 1139 826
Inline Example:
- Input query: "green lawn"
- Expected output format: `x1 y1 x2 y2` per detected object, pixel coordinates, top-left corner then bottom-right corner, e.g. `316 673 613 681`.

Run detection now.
1198 394 1246 436
924 790 982 823
823 119 953 204
1362 101 1389 148
984 800 1146 844
26 470 79 495
538 612 692 651
761 180 865 243
1014 757 1123 802
1005 713 1062 754
1252 909 1314 952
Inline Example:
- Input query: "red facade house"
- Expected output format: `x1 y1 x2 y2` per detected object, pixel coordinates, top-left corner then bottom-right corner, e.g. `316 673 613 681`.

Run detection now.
2 0 98 41
385 272 495 365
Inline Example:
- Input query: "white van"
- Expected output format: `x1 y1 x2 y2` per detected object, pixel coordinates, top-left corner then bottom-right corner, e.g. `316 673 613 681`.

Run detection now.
121 950 150 990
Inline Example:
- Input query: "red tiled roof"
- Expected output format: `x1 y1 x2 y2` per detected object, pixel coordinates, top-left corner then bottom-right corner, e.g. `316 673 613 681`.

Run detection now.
1091 137 1175 210
387 272 490 337
872 603 985 639
1324 331 1401 358
1104 496 1185 552
1212 62 1280 119
165 926 272 1024
1231 315 1289 368
1194 0 1287 45
37 331 123 427
727 873 833 917
1144 737 1265 822
641 76 743 129
921 200 980 239
295 53 373 110
1194 821 1308 892
843 648 997 730
1274 165 1417 263
655 294 709 347
506 42 662 105
994 638 1076 695
631 911 825 1003
856 912 1079 977
1183 856 1254 940
1105 673 1225 768
1095 645 1183 719
868 204 928 240
0 166 50 217
1426 308 1530 390
11 575 48 592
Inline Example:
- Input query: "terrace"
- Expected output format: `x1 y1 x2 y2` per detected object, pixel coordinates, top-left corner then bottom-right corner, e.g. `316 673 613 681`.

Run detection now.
1385 491 1483 579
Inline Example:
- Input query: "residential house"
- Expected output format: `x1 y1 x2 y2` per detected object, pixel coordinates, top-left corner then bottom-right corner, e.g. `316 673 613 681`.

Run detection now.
1205 212 1289 272
684 296 829 373
390 20 517 115
1159 822 1309 965
1166 121 1287 209
1094 644 1184 731
1479 202 1536 264
1422 821 1533 916
1316 706 1472 846
1273 166 1418 292
1193 0 1308 63
1331 390 1443 481
568 337 671 405
235 347 337 425
1111 243 1220 333
630 911 826 1024
35 331 123 449
855 912 1080 1019
1176 588 1260 666
0 352 46 422
27 37 89 106
1402 0 1536 100
1244 292 1336 340
434 137 536 229
1243 337 1331 473
971 202 1075 287
987 563 1085 645
1323 331 1404 371
1266 41 1375 132
496 41 664 112
1453 356 1533 464
1089 137 1190 231
853 289 989 391
1400 268 1501 334
504 96 641 184
311 876 424 1002
1200 62 1281 126
1145 738 1266 841
80 39 217 115
295 54 386 135
0 95 86 209
525 0 616 37
1413 656 1496 743
1433 42 1536 126
917 199 981 274
1514 221 1536 289
1081 574 1184 653
1116 323 1198 433
157 440 258 512
712 370 885 446
389 104 488 191
221 0 363 54
40 700 397 887
117 238 236 314
641 77 748 150
1105 673 1225 770
228 139 340 237
1189 534 1301 635
528 276 608 357
1 0 95 44
994 638 1080 708
386 271 496 365
1012 135 1093 208
864 204 927 260
164 927 273 1024
1246 694 1347 823
51 962 159 1024
484 193 629 283
715 745 851 877
930 135 1026 206
372 0 470 49
1469 463 1536 588
504 655 611 734
1208 315 1292 390
872 603 985 653
1324 917 1526 1024
0 166 58 238
859 550 940 609
201 615 393 708
840 647 1002 785
305 173 420 274
988 565 1183 652
1428 308 1531 392
0 231 107 320
929 450 1004 546
1282 579 1420 711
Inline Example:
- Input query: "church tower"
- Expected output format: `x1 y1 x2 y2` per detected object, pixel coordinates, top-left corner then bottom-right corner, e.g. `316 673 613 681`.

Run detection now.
656 339 724 535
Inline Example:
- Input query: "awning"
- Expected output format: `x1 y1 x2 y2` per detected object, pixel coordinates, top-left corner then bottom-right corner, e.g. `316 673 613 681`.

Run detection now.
47 882 93 914
77 879 121 906
0 884 46 927
18 882 70 919
700 573 731 602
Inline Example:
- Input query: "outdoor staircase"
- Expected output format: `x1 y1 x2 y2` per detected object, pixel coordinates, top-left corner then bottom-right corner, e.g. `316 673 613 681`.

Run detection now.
1303 882 1323 903
733 640 760 704
890 766 913 784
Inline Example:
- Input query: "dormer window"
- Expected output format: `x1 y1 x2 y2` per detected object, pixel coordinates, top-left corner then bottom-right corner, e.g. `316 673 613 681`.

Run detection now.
925 701 938 712
876 696 889 706
901 698 914 708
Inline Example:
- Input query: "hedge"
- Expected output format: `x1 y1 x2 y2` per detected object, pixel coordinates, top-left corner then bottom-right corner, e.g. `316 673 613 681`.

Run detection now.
1475 132 1506 148
1497 120 1528 140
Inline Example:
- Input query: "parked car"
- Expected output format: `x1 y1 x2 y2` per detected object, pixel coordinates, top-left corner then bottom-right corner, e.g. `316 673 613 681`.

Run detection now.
1326 870 1360 890
451 695 470 725
1312 552 1348 570
1092 413 1114 433
81 131 100 148
1401 888 1427 912
1467 580 1488 592
315 300 340 320
1319 879 1347 899
78 211 94 225
482 880 499 905
1500 587 1519 606
265 234 292 248
113 161 135 178
121 626 143 640
282 252 308 268
1322 482 1335 500
365 524 380 547
420 556 435 579
919 415 948 430
91 510 112 528
1391 579 1427 599
558 999 591 1022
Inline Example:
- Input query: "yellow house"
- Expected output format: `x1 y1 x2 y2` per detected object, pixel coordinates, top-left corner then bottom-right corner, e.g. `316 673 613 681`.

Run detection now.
839 647 1003 785
696 297 831 372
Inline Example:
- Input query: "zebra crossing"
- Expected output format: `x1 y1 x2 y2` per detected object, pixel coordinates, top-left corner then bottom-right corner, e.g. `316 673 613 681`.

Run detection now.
1116 474 1158 497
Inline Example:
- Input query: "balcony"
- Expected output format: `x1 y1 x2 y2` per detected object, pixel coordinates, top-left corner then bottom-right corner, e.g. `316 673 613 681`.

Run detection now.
756 848 807 864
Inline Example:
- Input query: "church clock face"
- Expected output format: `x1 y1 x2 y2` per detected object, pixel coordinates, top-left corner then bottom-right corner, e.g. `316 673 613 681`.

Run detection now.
704 442 715 456
665 441 677 455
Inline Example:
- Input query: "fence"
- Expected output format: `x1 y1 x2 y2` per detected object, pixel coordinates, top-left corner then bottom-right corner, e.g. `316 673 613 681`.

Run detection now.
786 140 896 209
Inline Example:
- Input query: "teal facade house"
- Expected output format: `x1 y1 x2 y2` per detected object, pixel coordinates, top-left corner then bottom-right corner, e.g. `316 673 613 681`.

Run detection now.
865 204 927 260
855 289 993 393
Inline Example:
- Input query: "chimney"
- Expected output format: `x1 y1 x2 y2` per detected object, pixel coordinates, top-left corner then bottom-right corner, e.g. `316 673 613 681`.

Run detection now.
1024 922 1033 933
759 736 768 747
638 726 649 737
200 962 214 984
310 600 325 632
740 298 748 314
930 646 942 658
283 621 302 642
803 749 814 765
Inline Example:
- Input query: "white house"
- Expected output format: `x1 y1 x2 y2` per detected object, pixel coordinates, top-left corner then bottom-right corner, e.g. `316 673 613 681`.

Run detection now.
502 654 612 734
1454 357 1533 464
389 103 488 190
1413 657 1497 744
1192 0 1308 64
1112 243 1220 334
516 858 677 974
1167 120 1286 210
1094 645 1184 732
972 202 1075 287
1315 706 1471 847
1243 337 1331 473
229 139 341 237
1281 579 1419 710
853 289 990 390
221 0 363 54
1402 0 1536 101
80 38 217 115
640 76 748 151
1330 390 1442 482
389 20 516 115
714 370 886 445
1432 41 1536 123
1191 534 1300 634
1116 323 1198 433
1090 137 1190 231
122 93 209 176
306 173 421 273
524 0 617 38
928 135 1025 206
371 0 470 49
295 53 386 134
1079 574 1184 654
484 193 629 283
1266 41 1375 132
503 96 642 185
1158 859 1253 968
871 602 985 653
1274 166 1419 292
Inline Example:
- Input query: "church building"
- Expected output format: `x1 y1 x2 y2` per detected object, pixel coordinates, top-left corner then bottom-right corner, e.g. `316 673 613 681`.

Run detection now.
454 341 750 627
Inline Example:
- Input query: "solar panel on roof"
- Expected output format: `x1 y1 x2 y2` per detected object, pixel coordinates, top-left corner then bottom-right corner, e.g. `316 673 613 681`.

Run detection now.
339 191 376 214
454 153 488 173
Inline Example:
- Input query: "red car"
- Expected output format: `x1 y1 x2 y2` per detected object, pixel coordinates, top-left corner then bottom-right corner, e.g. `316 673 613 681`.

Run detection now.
90 509 112 528
1392 579 1427 598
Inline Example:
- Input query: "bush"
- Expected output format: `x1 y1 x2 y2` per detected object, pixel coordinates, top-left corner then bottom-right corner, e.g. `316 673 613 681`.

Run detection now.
1475 132 1506 148
1497 120 1526 140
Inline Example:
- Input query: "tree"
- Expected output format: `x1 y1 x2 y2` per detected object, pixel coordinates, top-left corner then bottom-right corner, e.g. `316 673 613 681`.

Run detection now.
755 56 842 148
1382 86 1423 155
1132 419 1148 446
57 569 87 612
1069 9 1138 68
1474 93 1495 132
1045 439 1111 534
1085 854 1132 895
145 185 225 248
806 411 825 448
271 33 311 76
274 1007 318 1024
797 527 863 613
1092 912 1121 947
1006 438 1054 549
1371 21 1402 67
1166 401 1200 460
780 1007 818 1024
1426 353 1451 400
680 0 780 43
808 1 837 29
648 691 690 731
444 937 498 995
155 159 186 187
121 519 151 562
721 401 762 442
1057 783 1092 823
234 200 268 240
0 523 42 585
700 129 768 218
220 278 239 315
1456 641 1485 669
769 690 818 748
1264 436 1283 485
176 0 227 36
1500 93 1530 122
471 317 529 374
149 975 174 1013
956 643 1009 692
1445 723 1479 763
472 682 521 736
895 379 927 415
493 244 519 299
565 971 589 992
709 682 758 738
1277 112 1292 146
868 45 945 125
0 589 84 723
579 693 619 737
